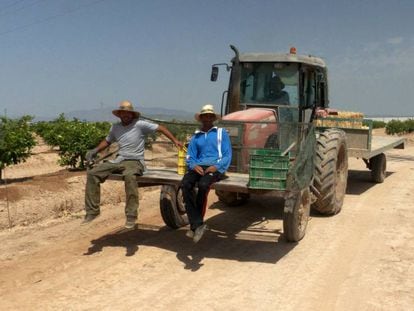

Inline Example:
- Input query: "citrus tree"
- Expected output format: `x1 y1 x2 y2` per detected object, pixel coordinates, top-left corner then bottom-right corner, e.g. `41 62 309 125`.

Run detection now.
0 116 36 179
33 115 111 169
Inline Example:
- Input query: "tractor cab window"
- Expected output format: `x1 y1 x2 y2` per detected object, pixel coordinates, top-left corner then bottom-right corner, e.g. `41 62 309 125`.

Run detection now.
240 62 299 107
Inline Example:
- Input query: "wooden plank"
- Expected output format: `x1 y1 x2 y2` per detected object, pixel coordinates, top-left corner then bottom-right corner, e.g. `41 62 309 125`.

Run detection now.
108 168 251 192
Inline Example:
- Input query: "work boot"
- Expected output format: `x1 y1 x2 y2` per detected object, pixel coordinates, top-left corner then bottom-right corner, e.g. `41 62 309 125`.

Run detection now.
81 214 100 225
125 216 137 229
193 224 208 243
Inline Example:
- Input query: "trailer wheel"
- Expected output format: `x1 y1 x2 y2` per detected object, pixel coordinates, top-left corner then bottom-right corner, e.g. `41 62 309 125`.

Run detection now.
160 185 188 228
283 188 311 242
370 153 386 183
215 190 249 206
312 129 348 215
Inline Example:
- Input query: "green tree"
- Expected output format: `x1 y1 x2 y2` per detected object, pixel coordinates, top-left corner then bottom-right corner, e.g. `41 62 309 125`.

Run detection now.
0 116 36 179
33 115 111 169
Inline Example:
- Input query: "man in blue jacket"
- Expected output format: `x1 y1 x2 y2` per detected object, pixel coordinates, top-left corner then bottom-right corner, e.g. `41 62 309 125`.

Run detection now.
182 104 232 243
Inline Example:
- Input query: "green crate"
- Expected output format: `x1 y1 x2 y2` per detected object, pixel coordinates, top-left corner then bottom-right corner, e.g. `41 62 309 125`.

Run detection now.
249 167 288 179
248 177 287 190
250 155 289 169
250 149 282 156
248 148 289 190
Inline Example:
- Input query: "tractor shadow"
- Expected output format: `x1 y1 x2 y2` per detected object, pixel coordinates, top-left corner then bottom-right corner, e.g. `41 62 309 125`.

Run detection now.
84 195 296 270
346 170 394 195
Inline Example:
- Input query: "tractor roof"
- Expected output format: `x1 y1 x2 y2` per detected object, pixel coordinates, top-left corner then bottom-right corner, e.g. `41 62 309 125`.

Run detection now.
236 53 326 68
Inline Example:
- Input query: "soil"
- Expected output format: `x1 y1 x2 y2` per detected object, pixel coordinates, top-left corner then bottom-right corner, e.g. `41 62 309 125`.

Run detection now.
0 132 413 310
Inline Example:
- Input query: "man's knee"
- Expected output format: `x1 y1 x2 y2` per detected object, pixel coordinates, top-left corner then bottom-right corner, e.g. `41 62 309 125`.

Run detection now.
123 174 137 184
198 180 211 192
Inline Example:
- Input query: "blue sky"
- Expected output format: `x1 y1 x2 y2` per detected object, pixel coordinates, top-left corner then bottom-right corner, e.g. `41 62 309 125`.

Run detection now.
0 0 413 118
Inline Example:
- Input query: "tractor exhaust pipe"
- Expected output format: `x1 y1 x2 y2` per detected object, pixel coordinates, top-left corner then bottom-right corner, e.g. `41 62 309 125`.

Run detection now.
228 45 241 113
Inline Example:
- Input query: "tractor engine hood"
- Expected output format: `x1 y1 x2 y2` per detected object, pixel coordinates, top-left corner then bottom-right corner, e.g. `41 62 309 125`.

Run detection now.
222 108 277 123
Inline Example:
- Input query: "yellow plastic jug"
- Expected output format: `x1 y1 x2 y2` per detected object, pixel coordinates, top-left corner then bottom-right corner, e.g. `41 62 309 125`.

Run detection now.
177 146 187 175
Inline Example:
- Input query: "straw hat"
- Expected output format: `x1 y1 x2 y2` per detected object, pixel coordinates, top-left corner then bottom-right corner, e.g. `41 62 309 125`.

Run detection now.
194 104 220 121
112 101 140 118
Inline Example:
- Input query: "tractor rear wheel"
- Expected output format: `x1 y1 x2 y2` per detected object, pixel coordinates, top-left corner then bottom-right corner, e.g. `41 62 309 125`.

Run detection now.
370 153 386 183
312 129 348 215
283 187 311 242
215 190 249 206
160 185 188 228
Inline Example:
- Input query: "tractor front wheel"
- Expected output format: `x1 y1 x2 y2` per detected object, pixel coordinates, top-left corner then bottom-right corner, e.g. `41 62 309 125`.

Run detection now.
283 188 311 242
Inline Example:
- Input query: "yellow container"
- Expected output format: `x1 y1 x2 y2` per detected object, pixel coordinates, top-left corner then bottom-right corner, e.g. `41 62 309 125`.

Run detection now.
177 147 187 175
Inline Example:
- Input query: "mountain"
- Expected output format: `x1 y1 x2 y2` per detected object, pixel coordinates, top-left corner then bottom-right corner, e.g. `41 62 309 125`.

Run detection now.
35 106 195 122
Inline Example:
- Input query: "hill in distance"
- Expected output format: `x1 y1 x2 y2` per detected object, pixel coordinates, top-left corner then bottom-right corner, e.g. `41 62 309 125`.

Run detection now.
35 106 196 122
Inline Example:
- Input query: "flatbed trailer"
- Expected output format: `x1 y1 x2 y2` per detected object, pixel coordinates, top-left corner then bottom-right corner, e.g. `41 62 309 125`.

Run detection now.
109 132 405 193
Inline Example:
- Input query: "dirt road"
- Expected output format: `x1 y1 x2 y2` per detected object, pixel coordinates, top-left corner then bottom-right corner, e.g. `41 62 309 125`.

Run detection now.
1 144 413 310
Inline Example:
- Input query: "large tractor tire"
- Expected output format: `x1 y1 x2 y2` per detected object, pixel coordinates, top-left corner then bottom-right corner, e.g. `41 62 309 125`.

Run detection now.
215 190 249 206
370 153 386 183
312 129 348 215
160 185 188 228
283 187 311 242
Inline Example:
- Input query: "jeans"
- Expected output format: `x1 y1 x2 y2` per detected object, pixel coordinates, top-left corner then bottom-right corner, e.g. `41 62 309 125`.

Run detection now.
181 168 222 230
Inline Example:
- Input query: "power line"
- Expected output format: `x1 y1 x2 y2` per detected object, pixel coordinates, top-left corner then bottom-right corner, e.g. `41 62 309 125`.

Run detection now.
0 0 47 18
0 0 25 13
0 0 106 37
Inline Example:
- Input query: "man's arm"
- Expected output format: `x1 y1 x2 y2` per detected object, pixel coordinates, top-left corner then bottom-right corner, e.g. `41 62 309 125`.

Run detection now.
95 139 110 152
156 125 183 148
85 139 110 162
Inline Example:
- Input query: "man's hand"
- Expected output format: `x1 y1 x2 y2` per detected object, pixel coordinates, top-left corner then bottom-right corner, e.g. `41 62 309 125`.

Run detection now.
193 165 205 176
204 166 218 174
85 148 98 162
174 140 184 149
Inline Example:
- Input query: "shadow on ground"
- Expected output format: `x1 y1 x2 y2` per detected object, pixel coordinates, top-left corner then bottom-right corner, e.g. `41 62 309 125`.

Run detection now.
84 196 296 270
346 170 394 195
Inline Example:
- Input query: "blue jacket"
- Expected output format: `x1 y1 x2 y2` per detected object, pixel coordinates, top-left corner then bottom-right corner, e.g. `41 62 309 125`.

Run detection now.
186 127 232 173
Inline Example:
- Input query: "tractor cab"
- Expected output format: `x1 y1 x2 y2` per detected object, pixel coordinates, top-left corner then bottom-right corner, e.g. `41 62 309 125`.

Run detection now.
211 46 328 173
211 46 329 124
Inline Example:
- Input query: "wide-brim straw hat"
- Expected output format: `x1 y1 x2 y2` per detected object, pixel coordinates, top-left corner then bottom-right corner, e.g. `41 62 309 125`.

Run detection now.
112 100 140 118
194 104 220 121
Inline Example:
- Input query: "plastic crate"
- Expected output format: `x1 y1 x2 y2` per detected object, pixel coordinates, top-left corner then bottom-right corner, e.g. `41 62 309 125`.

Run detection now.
248 177 287 190
248 149 290 190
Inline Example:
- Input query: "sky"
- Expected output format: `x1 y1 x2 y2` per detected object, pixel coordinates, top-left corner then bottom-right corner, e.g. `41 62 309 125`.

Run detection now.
0 0 413 118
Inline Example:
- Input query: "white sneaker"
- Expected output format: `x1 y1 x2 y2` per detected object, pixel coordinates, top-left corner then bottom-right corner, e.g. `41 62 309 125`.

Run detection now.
186 230 195 238
193 224 208 243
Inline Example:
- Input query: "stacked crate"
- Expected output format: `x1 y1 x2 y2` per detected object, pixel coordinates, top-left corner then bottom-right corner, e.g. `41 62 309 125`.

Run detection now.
248 149 290 190
314 111 368 129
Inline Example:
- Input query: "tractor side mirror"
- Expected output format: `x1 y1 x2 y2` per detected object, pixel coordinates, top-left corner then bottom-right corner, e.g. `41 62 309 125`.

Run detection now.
211 66 219 81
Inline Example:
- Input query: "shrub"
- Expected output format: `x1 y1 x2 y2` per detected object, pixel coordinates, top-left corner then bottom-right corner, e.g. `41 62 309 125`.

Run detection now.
385 119 414 135
33 115 111 169
0 116 36 179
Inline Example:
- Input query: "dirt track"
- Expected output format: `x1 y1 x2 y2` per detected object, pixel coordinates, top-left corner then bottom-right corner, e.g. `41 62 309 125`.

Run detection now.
0 138 414 310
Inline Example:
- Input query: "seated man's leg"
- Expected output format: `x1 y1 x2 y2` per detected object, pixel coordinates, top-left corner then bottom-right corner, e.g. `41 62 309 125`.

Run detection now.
196 172 222 220
181 170 201 231
85 162 121 216
122 160 144 221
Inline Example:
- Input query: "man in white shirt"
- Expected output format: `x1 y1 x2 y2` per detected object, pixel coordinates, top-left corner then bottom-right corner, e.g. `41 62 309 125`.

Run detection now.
82 100 182 229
